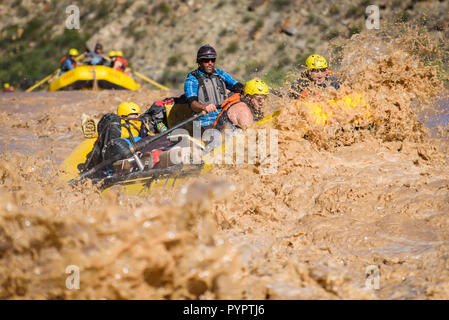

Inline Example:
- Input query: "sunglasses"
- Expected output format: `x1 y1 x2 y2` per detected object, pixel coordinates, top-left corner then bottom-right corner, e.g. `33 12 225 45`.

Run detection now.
311 68 327 73
200 58 216 63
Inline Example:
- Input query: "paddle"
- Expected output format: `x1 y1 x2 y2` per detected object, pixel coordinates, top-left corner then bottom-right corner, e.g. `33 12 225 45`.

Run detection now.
75 52 86 62
134 71 170 91
69 110 206 185
25 69 60 92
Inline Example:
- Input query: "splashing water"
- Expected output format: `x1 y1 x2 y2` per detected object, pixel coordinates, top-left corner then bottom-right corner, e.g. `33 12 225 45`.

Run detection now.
0 28 448 299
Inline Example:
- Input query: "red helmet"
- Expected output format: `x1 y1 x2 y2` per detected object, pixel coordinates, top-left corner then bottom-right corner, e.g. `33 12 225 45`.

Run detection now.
196 45 217 62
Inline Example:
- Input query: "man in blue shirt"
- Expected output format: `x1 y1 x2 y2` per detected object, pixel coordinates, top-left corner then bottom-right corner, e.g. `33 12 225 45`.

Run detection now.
85 43 107 66
184 45 244 129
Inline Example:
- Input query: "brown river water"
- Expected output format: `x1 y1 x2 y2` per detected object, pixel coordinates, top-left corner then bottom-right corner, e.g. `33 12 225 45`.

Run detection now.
0 31 448 299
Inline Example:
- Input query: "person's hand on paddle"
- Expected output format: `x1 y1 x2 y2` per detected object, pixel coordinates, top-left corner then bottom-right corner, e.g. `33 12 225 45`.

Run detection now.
204 103 218 113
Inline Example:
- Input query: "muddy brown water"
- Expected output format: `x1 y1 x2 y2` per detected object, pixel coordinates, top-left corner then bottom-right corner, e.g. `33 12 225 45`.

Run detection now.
0 33 448 299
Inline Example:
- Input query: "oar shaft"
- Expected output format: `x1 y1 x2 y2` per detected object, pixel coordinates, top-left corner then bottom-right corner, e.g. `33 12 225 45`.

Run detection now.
134 71 170 91
131 111 205 153
25 73 54 92
75 53 86 62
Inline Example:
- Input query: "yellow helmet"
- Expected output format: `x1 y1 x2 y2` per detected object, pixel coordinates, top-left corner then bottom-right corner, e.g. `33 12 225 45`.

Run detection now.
244 78 269 96
108 51 116 57
4 83 10 89
305 54 328 69
116 51 123 57
69 48 79 56
117 102 141 117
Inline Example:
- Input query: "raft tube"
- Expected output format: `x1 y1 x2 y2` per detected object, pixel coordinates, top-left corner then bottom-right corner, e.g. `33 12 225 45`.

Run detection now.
49 65 140 91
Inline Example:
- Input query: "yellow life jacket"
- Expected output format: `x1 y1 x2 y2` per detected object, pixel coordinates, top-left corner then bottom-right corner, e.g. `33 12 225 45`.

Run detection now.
120 118 142 139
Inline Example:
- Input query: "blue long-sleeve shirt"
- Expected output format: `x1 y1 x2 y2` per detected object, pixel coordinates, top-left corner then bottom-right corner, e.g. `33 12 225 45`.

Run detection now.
184 68 238 127
86 52 104 65
61 58 75 72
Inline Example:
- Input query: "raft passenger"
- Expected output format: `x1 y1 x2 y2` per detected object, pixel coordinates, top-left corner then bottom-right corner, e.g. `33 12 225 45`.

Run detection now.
213 78 270 130
184 45 245 133
290 54 340 99
3 83 15 93
113 51 130 76
106 51 116 67
81 102 149 171
85 43 107 66
81 102 177 174
59 48 80 75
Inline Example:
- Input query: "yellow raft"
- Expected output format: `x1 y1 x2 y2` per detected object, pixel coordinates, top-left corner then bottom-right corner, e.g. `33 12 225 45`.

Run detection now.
49 65 140 91
303 92 371 126
60 93 371 196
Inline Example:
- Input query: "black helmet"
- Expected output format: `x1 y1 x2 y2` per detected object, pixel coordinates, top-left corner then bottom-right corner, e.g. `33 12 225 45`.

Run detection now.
95 43 103 50
196 45 217 62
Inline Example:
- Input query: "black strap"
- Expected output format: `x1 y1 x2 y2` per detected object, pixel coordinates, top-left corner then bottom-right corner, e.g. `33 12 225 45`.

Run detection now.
104 121 120 148
191 70 209 103
120 118 146 144
215 73 226 98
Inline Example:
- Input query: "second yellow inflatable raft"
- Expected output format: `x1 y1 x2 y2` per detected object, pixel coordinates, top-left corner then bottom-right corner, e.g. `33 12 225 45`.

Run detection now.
49 65 140 91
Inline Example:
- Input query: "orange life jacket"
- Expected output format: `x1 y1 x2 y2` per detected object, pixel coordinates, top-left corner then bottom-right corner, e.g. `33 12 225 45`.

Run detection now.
116 56 128 67
213 93 242 128
113 60 123 72
60 56 75 68
299 89 310 99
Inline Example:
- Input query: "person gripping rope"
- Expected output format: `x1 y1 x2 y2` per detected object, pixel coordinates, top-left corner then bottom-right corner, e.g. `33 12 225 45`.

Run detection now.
290 54 341 99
